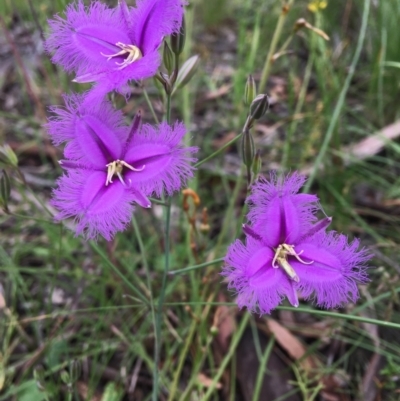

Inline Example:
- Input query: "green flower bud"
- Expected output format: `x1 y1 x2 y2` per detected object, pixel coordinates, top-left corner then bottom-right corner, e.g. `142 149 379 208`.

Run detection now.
0 145 18 168
249 94 270 120
170 15 186 55
33 366 46 391
252 149 262 179
60 370 70 385
163 41 174 75
174 55 200 91
69 359 81 383
0 170 10 212
241 129 255 170
244 75 256 106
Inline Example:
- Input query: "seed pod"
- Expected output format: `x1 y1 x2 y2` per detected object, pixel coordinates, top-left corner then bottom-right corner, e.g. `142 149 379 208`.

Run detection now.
249 94 270 120
0 145 18 168
163 41 174 75
244 75 256 106
174 55 200 91
170 15 186 55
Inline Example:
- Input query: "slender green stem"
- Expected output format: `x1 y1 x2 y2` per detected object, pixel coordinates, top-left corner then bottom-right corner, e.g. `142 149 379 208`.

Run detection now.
149 197 169 206
168 316 198 401
153 92 173 401
282 52 314 168
143 87 160 124
168 257 224 275
303 0 371 192
89 242 148 305
9 213 54 224
166 93 172 124
132 215 156 332
195 133 243 168
259 0 295 91
251 335 275 401
277 306 400 330
202 313 251 400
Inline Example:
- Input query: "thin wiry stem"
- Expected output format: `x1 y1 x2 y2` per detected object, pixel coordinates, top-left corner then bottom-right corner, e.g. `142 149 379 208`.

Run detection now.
303 0 371 192
143 86 160 124
259 0 295 91
152 91 173 401
132 214 156 343
195 133 243 168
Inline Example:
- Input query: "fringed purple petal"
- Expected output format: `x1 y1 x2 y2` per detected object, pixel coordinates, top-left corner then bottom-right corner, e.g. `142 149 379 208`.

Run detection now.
46 1 131 75
124 121 197 197
51 170 137 240
223 236 296 314
293 231 371 308
90 49 161 97
130 0 185 54
46 0 180 96
247 173 319 247
47 94 127 166
116 0 132 34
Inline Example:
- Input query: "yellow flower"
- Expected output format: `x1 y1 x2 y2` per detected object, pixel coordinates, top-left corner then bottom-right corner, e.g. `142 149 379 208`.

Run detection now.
308 0 328 13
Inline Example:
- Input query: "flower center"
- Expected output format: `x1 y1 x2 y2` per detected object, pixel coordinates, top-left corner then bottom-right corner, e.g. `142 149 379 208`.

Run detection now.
271 244 313 282
101 42 143 70
105 160 145 186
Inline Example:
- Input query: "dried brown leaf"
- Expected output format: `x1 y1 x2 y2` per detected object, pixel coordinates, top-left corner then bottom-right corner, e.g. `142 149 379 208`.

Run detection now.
212 294 236 352
197 372 222 389
344 120 400 161
266 319 318 372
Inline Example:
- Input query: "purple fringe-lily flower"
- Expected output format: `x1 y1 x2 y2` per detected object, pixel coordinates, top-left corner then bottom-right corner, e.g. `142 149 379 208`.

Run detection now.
223 173 371 314
47 95 197 240
46 0 185 98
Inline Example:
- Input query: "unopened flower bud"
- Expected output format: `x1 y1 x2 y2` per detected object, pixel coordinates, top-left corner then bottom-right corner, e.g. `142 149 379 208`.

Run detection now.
69 359 81 383
244 75 256 106
210 325 219 336
252 149 262 179
170 16 186 55
33 366 46 391
0 145 18 168
60 370 71 385
0 170 11 212
249 94 270 120
175 55 200 90
241 129 255 170
163 41 174 75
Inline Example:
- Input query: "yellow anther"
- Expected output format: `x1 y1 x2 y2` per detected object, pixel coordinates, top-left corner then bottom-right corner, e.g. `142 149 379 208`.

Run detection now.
101 42 143 70
272 244 313 282
105 160 145 186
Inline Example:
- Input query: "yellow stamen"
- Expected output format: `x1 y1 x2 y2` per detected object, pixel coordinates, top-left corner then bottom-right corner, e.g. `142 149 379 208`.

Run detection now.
272 244 313 282
101 42 143 70
105 160 145 186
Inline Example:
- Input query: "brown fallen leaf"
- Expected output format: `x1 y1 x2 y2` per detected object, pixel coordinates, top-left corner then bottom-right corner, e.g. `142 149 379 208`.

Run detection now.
301 120 400 175
0 290 5 309
344 120 400 162
265 319 352 401
202 84 232 101
212 294 237 352
76 381 102 401
265 319 318 372
197 372 222 389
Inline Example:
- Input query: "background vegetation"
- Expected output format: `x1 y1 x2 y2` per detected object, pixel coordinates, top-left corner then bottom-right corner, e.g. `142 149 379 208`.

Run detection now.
0 0 400 400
